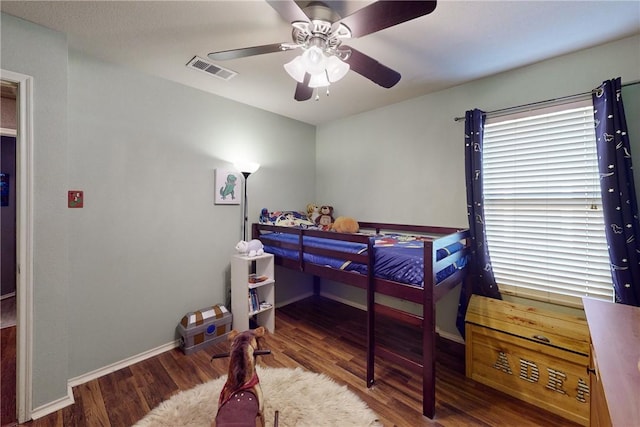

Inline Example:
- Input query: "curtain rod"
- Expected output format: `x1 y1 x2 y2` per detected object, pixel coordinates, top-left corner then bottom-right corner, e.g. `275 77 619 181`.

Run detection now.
453 79 640 122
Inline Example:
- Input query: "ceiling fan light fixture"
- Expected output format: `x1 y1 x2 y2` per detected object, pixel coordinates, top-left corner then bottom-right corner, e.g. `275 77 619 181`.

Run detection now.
209 1 438 101
326 55 350 83
284 56 306 83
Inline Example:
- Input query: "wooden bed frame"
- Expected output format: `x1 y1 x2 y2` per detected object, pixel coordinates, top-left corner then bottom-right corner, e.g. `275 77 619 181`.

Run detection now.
252 221 470 419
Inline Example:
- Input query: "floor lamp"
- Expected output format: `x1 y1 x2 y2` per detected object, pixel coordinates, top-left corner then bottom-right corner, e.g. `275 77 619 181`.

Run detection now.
234 161 260 242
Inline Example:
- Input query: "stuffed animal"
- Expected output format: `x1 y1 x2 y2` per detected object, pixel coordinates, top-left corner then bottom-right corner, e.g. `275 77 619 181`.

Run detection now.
235 239 264 257
259 208 269 224
306 203 320 223
315 205 334 231
331 216 359 233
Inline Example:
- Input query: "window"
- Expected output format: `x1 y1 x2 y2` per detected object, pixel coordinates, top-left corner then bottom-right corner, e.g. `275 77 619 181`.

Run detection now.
482 100 613 306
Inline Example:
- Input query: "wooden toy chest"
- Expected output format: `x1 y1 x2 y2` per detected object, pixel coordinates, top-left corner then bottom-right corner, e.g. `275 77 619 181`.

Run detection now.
178 305 232 355
465 295 590 425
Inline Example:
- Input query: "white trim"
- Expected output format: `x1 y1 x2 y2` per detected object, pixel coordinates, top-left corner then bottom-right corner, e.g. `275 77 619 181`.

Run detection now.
436 328 464 345
1 127 17 136
67 340 180 388
319 291 367 311
1 69 35 424
30 340 181 420
29 394 74 421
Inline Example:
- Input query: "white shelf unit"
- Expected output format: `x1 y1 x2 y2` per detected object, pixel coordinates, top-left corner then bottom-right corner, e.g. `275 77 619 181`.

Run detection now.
231 253 275 333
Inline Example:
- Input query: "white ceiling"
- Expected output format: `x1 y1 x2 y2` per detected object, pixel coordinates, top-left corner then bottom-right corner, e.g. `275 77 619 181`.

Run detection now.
2 1 639 125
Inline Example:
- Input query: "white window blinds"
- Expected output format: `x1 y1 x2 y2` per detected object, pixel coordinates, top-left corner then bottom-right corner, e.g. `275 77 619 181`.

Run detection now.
482 102 614 305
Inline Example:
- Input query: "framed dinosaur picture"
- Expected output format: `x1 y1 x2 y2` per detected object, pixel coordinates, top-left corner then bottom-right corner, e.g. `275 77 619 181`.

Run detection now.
214 169 241 205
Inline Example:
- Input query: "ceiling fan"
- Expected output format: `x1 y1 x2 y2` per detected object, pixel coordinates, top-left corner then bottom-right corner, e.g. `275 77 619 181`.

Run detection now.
208 1 437 101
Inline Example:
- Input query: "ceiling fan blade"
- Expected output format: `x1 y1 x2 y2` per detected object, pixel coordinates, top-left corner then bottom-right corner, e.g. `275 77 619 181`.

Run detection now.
294 73 313 101
208 43 291 61
266 0 310 23
342 46 401 88
338 1 437 38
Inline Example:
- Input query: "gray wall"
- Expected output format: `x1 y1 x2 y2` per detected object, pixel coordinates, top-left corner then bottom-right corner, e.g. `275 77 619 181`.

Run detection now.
66 51 316 376
1 13 71 407
315 35 640 339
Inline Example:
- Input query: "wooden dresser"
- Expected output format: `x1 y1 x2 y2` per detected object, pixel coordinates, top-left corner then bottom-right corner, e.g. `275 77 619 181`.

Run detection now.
583 298 640 427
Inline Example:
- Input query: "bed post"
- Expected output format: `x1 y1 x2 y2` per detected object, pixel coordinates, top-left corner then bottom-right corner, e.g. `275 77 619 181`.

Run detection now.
422 240 436 418
366 237 375 387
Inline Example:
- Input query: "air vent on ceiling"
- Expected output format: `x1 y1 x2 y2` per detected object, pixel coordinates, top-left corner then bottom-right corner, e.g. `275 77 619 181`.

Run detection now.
186 56 237 81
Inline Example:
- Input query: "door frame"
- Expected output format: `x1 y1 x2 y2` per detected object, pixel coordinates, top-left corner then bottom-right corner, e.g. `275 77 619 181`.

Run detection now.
1 69 34 423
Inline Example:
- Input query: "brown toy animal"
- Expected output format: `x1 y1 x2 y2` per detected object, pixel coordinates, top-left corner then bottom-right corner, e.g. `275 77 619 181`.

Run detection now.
331 216 359 233
315 205 334 231
213 327 266 427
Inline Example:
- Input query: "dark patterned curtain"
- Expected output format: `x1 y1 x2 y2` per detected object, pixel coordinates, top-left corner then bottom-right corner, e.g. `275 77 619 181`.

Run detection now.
457 109 501 337
592 78 640 306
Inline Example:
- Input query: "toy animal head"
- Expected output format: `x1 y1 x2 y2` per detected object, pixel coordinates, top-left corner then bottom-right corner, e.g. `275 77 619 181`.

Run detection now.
215 327 266 427
319 205 333 216
306 203 318 216
235 240 249 253
225 327 264 391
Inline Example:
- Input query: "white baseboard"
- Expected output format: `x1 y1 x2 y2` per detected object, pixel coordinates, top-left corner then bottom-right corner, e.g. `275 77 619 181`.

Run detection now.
275 291 314 308
437 329 464 344
319 291 367 310
30 340 180 420
68 340 180 387
29 393 75 421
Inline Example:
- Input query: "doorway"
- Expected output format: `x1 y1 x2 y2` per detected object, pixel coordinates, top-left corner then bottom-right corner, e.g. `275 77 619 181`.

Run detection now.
1 82 18 427
0 71 34 425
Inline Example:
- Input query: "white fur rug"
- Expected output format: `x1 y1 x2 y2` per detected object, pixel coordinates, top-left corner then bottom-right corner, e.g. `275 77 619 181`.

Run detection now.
134 366 381 427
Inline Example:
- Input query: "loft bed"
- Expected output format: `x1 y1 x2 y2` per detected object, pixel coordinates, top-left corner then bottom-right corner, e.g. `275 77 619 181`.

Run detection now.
251 220 470 419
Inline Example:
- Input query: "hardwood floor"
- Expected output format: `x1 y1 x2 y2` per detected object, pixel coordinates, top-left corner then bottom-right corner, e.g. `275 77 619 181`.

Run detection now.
1 325 17 427
19 296 581 426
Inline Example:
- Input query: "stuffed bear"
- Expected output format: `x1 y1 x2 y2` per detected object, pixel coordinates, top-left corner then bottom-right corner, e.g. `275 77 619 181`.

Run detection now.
235 239 264 257
331 216 359 233
315 205 334 231
306 203 320 223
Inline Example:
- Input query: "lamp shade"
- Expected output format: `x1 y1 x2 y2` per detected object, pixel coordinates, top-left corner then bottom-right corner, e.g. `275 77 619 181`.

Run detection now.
326 55 350 83
234 161 260 175
308 72 330 88
301 46 327 75
284 56 306 83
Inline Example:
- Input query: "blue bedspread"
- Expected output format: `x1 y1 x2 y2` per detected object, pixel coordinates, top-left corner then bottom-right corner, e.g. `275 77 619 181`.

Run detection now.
260 233 466 288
